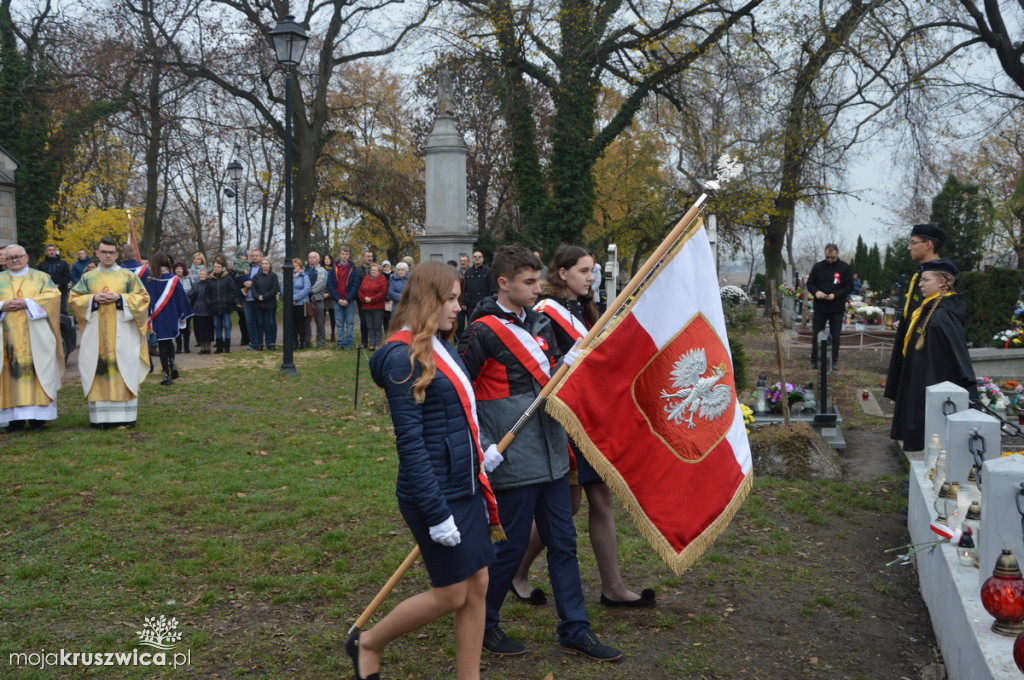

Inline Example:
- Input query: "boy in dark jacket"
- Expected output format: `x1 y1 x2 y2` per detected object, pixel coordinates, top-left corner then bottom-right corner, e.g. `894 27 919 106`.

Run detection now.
461 245 621 663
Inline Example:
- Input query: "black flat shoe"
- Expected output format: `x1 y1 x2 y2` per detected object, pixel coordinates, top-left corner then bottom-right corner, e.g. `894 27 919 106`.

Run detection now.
344 632 380 680
510 584 547 605
600 588 656 608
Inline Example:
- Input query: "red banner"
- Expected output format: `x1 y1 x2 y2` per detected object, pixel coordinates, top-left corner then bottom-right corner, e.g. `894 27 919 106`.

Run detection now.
547 223 752 574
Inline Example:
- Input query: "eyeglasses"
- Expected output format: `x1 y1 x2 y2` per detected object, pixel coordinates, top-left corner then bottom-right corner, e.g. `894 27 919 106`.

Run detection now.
5 253 25 260
97 250 118 255
908 239 926 246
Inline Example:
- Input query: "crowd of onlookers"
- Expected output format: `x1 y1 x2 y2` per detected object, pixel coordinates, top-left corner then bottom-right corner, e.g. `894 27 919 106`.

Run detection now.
0 243 509 359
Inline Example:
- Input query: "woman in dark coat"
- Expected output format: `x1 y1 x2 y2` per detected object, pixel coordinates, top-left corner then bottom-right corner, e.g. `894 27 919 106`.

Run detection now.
204 256 242 353
355 261 499 680
250 259 279 350
188 269 214 354
890 260 978 451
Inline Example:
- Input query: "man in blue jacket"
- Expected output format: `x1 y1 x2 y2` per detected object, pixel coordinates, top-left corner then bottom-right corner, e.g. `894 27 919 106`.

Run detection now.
70 249 92 284
327 246 361 350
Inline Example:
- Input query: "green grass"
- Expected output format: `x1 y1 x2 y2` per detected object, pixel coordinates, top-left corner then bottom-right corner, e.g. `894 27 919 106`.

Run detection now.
0 350 916 678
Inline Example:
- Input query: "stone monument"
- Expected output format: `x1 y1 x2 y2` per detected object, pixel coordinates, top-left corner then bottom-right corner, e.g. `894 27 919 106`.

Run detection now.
418 66 475 265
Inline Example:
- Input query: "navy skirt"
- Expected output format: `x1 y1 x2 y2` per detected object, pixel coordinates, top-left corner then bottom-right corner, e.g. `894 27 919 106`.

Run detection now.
572 440 603 486
399 491 495 588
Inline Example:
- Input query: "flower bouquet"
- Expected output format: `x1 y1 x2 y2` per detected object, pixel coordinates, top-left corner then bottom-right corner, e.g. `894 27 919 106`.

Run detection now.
859 306 883 324
720 285 747 306
978 376 1010 410
991 329 1024 349
765 382 806 411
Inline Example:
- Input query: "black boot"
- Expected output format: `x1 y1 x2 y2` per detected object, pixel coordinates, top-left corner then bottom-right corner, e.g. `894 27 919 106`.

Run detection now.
176 336 183 352
183 331 191 353
214 338 223 354
160 371 172 386
170 357 179 380
224 338 231 353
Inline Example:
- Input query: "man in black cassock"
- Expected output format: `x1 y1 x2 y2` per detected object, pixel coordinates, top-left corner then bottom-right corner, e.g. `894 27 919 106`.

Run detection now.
889 259 977 452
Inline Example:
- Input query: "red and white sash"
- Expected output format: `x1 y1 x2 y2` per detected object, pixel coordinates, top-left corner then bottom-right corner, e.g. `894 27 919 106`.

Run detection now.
534 298 585 342
387 329 504 540
147 275 179 331
476 314 552 387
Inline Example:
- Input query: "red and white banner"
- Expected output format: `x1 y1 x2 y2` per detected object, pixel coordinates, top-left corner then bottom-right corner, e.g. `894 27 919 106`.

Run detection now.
547 222 752 574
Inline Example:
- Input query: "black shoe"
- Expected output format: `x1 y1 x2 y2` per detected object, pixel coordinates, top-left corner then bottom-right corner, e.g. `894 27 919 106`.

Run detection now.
27 420 46 432
344 632 380 680
510 584 547 605
160 372 173 386
831 361 838 371
482 626 527 656
600 588 656 608
559 631 622 662
170 361 179 380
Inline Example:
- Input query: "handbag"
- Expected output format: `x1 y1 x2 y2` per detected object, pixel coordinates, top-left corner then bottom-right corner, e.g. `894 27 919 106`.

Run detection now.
304 300 317 318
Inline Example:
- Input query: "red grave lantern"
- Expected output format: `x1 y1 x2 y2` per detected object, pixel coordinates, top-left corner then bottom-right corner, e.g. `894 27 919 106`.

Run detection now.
980 549 1024 636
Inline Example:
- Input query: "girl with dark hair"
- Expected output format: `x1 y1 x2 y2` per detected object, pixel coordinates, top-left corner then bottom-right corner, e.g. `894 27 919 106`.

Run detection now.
511 244 654 608
146 252 193 385
358 261 499 680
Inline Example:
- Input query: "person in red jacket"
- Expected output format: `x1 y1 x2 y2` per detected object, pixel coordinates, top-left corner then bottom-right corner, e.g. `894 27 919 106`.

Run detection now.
358 263 388 350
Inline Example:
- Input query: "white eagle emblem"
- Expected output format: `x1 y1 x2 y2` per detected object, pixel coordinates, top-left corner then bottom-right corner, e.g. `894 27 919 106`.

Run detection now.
660 348 732 429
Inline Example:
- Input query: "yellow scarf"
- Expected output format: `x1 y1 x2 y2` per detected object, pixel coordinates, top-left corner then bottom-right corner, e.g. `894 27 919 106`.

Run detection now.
902 272 920 319
902 291 954 356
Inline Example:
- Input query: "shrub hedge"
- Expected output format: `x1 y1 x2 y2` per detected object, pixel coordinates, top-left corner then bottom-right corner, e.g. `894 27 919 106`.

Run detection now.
960 268 1023 348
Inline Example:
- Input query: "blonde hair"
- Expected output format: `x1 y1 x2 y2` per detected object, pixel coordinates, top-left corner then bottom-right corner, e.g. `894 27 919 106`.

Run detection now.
915 271 955 350
389 261 461 403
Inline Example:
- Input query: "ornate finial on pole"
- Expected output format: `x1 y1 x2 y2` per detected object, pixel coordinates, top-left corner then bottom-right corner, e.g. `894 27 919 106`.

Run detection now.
437 66 455 117
703 153 744 192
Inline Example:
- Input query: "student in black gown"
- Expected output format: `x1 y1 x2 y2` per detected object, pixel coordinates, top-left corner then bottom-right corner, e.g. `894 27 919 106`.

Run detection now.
889 260 977 452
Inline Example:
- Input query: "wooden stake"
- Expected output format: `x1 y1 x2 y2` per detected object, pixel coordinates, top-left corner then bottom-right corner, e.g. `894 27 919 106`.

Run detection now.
769 280 791 427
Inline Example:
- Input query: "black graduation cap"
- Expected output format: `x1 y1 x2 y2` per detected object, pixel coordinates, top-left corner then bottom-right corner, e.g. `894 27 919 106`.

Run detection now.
911 223 945 245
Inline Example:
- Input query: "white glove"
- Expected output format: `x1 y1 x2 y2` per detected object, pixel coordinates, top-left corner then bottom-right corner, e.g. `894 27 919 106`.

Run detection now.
563 339 582 367
429 515 461 547
483 444 503 473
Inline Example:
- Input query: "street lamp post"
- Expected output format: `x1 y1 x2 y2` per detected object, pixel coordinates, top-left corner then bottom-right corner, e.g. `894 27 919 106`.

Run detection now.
270 15 308 377
227 159 243 246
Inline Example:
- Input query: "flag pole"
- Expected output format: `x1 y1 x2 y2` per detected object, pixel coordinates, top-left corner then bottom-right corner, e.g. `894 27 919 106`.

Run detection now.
347 155 743 634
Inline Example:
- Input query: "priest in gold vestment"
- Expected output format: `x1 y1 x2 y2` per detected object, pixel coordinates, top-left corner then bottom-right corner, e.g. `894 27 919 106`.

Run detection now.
0 245 64 432
68 237 150 428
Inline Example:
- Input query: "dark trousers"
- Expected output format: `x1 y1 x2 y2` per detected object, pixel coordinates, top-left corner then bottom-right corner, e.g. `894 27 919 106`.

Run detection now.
237 306 250 345
485 476 590 645
364 308 383 348
292 305 307 347
811 310 844 365
158 339 175 374
253 307 277 348
358 303 369 347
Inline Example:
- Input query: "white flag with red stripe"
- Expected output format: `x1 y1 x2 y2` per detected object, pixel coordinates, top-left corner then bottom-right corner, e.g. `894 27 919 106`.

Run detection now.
546 222 752 574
